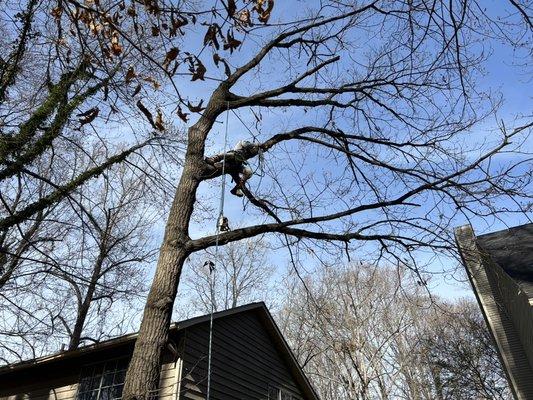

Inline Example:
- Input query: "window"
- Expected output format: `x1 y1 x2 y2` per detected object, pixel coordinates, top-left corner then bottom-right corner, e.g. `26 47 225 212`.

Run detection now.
268 385 293 400
76 358 129 400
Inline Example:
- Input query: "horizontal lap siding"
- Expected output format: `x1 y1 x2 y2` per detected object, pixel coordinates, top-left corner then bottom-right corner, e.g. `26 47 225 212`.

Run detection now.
490 261 533 371
159 361 180 399
482 260 533 399
180 312 305 400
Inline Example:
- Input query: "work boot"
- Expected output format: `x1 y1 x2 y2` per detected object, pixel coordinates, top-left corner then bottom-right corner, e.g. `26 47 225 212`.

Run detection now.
230 185 244 197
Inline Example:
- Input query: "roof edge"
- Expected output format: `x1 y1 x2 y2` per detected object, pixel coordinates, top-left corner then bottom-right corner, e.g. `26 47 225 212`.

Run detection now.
455 224 522 400
255 304 321 400
0 302 266 376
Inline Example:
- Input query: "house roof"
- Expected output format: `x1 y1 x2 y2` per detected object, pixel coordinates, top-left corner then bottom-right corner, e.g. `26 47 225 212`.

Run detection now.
476 223 533 298
0 302 320 400
455 224 533 400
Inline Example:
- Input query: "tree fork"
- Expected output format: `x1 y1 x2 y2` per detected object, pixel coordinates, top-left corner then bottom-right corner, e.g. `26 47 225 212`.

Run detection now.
68 250 106 351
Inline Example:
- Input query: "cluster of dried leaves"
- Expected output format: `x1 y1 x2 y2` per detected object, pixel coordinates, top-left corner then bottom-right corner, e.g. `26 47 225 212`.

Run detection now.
49 0 275 128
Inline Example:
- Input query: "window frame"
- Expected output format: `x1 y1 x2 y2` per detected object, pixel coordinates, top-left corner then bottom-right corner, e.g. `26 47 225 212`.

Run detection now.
75 356 130 400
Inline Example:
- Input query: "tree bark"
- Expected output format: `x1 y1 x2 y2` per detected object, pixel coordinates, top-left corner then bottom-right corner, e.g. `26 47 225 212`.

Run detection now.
121 85 226 399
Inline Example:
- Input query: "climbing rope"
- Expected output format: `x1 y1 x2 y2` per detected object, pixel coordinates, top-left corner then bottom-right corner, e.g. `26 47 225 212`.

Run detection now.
206 101 230 400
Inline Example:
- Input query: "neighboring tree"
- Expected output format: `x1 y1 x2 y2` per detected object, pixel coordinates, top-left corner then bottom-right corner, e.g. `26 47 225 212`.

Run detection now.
1 0 188 362
279 265 424 400
0 0 179 231
0 179 57 291
49 159 157 350
418 300 511 400
278 264 511 400
0 147 159 362
179 236 274 316
0 153 76 362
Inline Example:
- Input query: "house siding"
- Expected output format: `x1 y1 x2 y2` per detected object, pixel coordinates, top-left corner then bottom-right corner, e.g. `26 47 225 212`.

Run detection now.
0 304 317 400
485 256 533 372
0 347 179 400
0 380 77 400
160 361 181 400
180 311 305 400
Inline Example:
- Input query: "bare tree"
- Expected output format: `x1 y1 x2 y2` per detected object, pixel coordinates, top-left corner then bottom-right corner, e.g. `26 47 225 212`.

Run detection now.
0 180 57 291
278 264 512 400
178 236 274 316
0 154 75 362
0 147 160 362
279 265 423 400
51 159 158 350
417 299 511 400
118 1 532 397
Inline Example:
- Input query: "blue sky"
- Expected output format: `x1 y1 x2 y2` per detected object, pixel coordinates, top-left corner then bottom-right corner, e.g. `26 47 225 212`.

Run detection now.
147 0 533 304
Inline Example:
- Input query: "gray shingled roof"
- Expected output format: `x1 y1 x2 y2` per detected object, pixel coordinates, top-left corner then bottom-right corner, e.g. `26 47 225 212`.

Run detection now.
477 223 533 298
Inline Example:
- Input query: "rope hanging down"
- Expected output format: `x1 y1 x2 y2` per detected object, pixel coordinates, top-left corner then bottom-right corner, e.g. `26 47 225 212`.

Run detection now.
206 102 230 400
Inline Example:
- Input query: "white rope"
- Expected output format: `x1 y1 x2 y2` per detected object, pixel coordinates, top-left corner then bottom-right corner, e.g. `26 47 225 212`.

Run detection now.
206 102 230 400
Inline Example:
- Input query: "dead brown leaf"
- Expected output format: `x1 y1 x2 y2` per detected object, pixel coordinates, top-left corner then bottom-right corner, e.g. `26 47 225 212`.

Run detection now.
255 0 274 23
191 58 206 81
226 0 236 17
223 30 241 53
143 76 161 90
154 109 165 131
176 106 189 122
238 9 252 27
125 66 136 83
213 53 231 77
203 24 221 50
137 100 156 128
163 47 180 70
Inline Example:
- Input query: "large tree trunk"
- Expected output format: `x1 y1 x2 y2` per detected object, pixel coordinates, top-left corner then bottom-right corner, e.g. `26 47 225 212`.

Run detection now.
122 245 188 399
121 86 225 399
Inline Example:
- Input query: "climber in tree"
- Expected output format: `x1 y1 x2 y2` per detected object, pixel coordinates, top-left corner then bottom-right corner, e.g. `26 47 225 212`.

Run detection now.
226 140 255 197
204 140 258 197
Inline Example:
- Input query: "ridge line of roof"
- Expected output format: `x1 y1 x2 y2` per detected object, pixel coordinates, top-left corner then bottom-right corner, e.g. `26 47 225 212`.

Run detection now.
477 222 533 239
